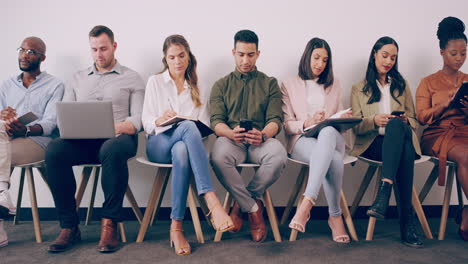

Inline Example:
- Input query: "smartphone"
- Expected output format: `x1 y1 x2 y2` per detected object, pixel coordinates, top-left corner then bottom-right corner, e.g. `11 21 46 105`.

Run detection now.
239 119 253 132
17 112 38 125
391 111 405 116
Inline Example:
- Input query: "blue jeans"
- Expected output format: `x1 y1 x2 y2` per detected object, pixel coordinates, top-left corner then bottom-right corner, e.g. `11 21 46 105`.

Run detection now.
146 121 214 220
291 126 345 217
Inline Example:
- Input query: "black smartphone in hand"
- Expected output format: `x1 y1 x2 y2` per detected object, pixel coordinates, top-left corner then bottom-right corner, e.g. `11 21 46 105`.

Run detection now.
239 119 253 132
391 111 405 116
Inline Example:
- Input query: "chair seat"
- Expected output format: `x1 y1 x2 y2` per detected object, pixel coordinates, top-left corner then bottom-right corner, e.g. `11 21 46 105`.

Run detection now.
14 160 45 169
358 155 431 166
288 155 357 167
135 157 173 168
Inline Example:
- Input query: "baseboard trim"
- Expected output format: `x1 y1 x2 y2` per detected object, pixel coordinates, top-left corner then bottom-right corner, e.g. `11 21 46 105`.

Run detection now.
6 205 463 222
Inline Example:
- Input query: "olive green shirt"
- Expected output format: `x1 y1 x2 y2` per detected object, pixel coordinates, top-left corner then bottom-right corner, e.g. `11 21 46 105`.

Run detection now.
210 68 283 133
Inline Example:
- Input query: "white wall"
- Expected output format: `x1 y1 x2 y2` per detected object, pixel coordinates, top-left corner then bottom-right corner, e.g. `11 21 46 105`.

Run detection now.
2 0 467 209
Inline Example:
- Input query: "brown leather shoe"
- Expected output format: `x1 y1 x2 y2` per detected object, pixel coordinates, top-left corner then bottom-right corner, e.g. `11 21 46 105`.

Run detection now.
98 218 120 253
229 201 243 233
48 226 81 253
248 199 267 242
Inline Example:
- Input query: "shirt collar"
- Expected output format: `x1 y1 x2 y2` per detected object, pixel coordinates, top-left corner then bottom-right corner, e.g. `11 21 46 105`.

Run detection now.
162 70 190 90
88 60 122 75
233 67 258 80
16 71 47 83
376 77 392 90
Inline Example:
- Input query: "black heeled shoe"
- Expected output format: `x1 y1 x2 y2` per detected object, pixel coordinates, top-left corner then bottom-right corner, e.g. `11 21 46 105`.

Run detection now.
456 206 468 241
367 181 392 219
400 208 423 248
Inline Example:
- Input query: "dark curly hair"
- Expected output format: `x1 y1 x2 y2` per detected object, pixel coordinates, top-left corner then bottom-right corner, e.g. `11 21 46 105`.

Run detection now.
437 16 467 49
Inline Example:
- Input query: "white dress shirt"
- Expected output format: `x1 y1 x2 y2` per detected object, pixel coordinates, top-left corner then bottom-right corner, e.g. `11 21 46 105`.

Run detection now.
377 80 391 135
142 70 210 135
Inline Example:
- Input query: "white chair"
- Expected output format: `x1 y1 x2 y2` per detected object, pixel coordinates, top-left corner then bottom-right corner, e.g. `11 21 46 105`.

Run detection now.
135 156 206 243
280 155 359 241
418 157 464 240
11 160 47 243
350 155 433 240
214 163 282 242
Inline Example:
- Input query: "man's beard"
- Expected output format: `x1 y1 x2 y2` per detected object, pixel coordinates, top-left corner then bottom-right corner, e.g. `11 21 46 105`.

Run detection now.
19 59 40 72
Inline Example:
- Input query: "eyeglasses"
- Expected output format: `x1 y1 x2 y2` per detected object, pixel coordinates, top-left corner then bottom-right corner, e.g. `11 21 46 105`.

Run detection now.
17 47 44 56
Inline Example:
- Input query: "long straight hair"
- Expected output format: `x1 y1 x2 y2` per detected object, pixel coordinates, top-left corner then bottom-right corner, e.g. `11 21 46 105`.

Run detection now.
160 35 201 107
298 37 334 89
363 36 405 105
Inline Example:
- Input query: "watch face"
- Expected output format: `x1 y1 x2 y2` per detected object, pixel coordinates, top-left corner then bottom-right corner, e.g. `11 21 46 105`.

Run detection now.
262 133 267 142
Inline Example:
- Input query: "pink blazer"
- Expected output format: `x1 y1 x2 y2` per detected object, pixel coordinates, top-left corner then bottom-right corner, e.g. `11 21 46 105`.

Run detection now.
280 75 343 153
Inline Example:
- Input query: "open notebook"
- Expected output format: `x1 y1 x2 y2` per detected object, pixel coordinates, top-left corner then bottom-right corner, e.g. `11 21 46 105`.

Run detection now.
160 115 213 137
303 108 362 138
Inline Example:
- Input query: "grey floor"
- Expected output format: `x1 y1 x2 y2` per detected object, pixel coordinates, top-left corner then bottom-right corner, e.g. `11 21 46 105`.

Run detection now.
1 219 467 264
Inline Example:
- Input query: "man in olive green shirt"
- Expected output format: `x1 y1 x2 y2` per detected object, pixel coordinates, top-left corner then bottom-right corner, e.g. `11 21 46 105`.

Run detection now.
210 30 287 242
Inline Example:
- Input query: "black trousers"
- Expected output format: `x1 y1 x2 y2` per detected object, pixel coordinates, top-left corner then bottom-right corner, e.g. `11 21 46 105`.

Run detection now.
362 118 416 211
45 134 137 228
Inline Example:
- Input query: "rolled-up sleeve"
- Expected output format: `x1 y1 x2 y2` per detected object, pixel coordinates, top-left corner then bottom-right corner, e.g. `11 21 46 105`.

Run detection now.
126 74 145 131
265 78 283 133
36 81 64 136
209 79 227 130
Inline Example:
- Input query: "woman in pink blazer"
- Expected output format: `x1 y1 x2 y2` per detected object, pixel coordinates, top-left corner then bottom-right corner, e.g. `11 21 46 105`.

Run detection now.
281 38 351 243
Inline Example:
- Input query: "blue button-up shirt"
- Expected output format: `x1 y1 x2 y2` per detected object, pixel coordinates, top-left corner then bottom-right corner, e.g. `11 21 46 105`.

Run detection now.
0 71 65 149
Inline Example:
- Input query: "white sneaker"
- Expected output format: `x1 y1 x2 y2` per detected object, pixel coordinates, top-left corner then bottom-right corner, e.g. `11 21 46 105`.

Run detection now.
0 190 16 216
0 220 7 248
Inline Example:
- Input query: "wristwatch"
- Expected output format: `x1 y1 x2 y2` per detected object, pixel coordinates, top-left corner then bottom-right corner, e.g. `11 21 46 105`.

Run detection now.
25 126 31 137
261 133 267 143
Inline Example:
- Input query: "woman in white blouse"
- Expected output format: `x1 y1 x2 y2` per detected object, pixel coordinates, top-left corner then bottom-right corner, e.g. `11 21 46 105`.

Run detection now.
142 35 233 255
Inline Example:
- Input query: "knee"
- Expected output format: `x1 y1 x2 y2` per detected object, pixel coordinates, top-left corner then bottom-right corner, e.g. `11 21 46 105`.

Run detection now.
210 138 234 166
178 121 199 134
99 141 128 163
264 143 287 168
387 118 405 131
318 126 340 139
171 141 189 166
45 139 68 163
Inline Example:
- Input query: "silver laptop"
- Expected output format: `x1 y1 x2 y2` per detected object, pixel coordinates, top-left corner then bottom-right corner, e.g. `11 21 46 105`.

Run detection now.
56 101 115 139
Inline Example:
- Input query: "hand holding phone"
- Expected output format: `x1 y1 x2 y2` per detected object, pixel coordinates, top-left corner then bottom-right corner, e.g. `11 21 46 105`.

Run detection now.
239 119 253 132
390 111 405 116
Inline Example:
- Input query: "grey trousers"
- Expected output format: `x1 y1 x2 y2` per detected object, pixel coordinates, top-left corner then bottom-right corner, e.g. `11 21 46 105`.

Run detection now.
210 136 287 212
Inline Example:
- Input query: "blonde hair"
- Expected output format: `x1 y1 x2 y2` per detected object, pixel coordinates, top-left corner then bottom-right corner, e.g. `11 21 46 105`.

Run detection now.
161 34 201 107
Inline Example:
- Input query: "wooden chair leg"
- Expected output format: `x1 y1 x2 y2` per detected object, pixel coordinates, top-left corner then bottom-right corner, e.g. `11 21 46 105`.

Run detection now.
366 167 382 241
419 164 438 203
280 165 307 225
136 167 170 243
263 190 281 242
188 184 204 243
13 168 26 225
340 191 359 241
412 187 433 239
350 165 378 217
85 167 100 225
118 222 127 243
214 192 232 242
26 168 42 243
125 186 143 223
289 171 309 242
455 171 464 209
75 166 93 211
150 168 171 226
438 165 456 240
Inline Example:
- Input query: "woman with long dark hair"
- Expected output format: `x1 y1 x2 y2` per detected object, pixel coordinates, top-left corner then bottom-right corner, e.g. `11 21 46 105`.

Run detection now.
142 35 234 255
281 38 351 243
351 36 423 247
416 17 468 241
